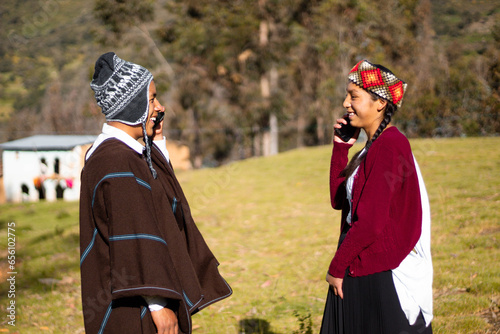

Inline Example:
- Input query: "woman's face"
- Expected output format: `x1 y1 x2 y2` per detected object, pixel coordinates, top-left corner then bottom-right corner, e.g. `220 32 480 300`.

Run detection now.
343 82 386 135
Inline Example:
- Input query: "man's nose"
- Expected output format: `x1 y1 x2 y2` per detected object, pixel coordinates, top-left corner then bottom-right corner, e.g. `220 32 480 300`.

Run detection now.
156 101 165 111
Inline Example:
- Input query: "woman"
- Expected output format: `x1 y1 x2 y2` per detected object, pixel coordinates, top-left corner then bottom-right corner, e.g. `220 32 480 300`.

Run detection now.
320 60 433 333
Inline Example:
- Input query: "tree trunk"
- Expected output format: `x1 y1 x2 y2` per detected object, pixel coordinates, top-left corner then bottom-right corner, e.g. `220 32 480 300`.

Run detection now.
297 112 306 148
252 124 262 156
269 67 279 155
189 108 203 168
259 20 278 156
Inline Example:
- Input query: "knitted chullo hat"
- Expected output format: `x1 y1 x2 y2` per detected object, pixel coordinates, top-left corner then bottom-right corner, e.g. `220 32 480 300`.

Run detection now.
90 52 157 178
348 60 407 108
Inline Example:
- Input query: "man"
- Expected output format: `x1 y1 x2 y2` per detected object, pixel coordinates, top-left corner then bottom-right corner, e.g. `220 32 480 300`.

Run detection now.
80 52 232 334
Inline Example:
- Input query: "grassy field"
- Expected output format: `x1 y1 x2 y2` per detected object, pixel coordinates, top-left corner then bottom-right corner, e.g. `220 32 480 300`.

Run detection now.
0 137 499 333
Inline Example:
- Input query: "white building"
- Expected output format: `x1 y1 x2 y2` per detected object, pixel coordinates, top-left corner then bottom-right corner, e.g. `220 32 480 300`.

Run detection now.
0 135 96 203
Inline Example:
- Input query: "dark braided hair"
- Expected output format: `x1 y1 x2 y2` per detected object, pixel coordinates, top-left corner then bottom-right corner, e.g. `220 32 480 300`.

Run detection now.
142 122 158 179
340 93 397 179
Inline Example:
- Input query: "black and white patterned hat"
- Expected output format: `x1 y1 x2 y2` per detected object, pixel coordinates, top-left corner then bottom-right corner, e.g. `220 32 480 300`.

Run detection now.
90 52 153 125
90 52 158 178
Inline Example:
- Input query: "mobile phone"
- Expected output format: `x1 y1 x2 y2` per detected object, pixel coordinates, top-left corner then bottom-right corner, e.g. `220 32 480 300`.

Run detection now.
335 116 357 142
153 111 165 128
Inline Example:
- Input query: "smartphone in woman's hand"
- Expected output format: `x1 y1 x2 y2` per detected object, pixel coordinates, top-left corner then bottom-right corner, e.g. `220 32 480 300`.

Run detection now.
335 116 357 142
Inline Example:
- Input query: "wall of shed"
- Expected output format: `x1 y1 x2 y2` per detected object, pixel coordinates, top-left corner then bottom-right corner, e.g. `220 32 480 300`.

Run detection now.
2 146 85 203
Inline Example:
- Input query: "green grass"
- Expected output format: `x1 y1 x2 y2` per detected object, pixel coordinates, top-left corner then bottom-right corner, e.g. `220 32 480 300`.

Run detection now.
0 201 82 333
0 137 499 333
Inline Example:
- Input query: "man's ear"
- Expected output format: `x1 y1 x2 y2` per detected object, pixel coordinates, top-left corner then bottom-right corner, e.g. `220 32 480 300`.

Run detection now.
377 99 388 112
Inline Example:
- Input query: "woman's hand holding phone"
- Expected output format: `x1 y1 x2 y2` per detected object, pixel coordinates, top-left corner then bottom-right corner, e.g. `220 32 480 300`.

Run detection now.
334 115 359 144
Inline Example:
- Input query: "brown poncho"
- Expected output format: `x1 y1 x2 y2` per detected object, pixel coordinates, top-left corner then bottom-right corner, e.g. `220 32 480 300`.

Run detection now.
80 139 232 333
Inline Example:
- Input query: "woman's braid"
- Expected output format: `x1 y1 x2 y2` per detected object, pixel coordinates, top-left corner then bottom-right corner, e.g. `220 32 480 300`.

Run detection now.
340 102 396 179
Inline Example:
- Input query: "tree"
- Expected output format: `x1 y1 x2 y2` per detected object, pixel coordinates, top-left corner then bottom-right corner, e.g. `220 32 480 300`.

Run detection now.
93 0 174 79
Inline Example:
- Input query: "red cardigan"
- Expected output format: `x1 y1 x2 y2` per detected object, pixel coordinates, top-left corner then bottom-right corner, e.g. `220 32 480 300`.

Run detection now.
328 127 422 278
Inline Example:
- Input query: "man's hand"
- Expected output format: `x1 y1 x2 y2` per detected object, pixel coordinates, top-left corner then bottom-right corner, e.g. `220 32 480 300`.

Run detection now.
326 272 344 299
151 307 178 334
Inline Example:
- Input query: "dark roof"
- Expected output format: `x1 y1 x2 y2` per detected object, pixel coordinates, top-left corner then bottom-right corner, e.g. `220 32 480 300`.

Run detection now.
0 135 97 151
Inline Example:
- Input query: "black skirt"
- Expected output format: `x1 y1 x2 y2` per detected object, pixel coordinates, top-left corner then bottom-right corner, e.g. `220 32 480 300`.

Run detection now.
320 230 432 334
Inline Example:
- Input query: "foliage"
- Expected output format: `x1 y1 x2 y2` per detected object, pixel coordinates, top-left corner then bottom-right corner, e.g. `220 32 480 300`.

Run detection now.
292 311 313 334
0 137 499 333
0 0 498 165
94 0 155 34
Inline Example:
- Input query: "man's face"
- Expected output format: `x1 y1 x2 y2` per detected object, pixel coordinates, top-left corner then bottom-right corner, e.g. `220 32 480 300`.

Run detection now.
145 81 165 137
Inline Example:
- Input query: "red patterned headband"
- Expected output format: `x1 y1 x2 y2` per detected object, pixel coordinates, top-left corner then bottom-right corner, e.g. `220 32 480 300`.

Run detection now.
348 60 407 108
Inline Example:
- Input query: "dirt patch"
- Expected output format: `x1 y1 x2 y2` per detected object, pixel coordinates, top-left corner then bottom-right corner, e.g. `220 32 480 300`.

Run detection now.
479 226 500 235
480 295 500 333
0 260 10 283
0 176 5 204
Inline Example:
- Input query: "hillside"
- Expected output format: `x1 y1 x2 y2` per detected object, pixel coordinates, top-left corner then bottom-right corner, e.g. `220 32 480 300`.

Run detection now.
0 137 499 333
0 0 498 166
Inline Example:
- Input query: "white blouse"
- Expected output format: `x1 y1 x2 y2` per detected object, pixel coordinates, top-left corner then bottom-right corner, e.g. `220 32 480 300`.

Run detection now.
344 150 433 327
345 148 364 225
345 165 360 225
392 155 433 327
